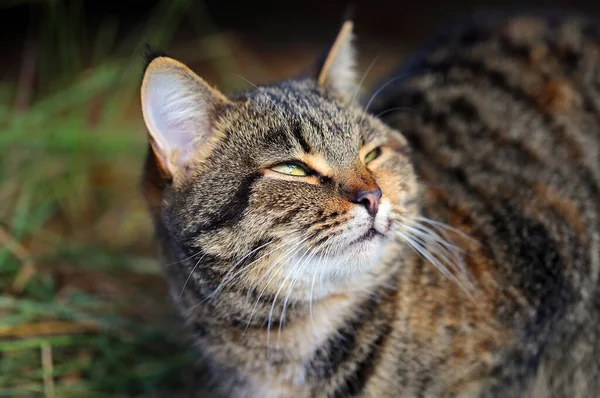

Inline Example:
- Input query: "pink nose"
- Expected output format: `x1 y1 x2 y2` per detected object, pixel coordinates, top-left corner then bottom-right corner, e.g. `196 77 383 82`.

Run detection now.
350 187 382 217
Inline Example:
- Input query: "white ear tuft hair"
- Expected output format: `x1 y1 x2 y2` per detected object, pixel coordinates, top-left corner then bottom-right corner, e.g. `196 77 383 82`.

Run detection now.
141 57 229 177
317 21 357 97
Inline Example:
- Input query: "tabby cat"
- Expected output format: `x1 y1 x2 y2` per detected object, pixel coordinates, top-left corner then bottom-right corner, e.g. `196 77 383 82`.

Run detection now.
140 14 600 397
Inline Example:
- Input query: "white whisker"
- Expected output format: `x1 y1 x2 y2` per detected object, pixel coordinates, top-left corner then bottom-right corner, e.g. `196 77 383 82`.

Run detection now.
398 214 478 288
207 239 275 301
267 238 316 351
247 234 314 302
364 73 410 112
352 54 379 106
396 229 476 302
412 215 479 244
242 233 315 338
401 224 466 269
276 245 319 346
176 252 208 302
309 245 328 335
374 106 413 119
236 75 286 117
164 249 205 267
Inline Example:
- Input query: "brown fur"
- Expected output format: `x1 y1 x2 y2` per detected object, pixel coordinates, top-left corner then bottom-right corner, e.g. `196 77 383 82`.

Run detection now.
141 14 600 397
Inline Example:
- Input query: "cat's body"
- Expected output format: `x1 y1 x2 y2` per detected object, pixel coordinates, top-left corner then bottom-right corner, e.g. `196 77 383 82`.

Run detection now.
368 15 600 396
141 15 600 398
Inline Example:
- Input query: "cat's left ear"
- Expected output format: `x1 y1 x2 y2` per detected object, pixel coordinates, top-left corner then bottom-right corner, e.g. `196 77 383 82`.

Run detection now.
141 56 231 180
315 20 357 97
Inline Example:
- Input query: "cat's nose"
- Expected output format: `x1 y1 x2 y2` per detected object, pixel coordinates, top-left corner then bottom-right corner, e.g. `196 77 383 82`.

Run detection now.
351 187 382 217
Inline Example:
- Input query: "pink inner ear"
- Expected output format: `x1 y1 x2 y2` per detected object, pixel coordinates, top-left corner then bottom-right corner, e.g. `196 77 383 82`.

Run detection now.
142 71 210 169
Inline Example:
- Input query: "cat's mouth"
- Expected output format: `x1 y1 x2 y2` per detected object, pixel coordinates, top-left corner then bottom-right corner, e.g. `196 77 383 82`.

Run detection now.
352 228 384 244
349 219 392 247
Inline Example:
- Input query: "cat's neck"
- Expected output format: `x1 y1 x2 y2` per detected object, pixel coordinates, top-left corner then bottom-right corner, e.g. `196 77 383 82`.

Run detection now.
161 226 403 345
161 221 505 396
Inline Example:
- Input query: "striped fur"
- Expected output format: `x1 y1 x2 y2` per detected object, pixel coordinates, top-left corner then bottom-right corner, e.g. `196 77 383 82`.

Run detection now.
142 14 600 397
369 14 600 397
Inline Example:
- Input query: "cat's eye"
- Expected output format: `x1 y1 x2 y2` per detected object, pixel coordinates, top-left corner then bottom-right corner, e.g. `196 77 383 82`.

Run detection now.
270 163 308 176
364 147 381 164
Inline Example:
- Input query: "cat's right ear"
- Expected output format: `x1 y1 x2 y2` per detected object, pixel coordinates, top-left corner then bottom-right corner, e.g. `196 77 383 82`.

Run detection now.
314 20 357 97
141 57 230 179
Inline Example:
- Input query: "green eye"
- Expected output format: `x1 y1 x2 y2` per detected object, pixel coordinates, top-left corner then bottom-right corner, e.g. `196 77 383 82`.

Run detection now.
364 147 381 164
270 163 308 176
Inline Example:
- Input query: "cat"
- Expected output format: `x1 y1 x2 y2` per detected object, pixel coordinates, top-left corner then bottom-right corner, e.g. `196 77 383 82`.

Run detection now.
140 14 600 397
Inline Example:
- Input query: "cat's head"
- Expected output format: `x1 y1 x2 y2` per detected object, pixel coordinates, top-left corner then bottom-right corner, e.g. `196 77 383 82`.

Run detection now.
141 22 418 298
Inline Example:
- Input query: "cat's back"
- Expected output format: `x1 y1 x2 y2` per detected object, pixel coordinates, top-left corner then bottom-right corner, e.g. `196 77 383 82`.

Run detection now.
371 13 600 170
371 13 600 178
370 14 600 396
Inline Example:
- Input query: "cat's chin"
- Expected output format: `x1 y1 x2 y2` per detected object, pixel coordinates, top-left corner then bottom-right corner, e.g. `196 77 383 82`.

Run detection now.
276 200 395 298
286 233 390 288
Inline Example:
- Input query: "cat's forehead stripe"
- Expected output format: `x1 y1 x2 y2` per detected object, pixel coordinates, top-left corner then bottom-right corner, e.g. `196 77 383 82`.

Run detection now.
290 120 313 153
242 80 367 165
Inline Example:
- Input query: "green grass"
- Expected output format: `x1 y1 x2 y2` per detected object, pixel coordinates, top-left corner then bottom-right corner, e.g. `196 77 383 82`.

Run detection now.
0 1 241 396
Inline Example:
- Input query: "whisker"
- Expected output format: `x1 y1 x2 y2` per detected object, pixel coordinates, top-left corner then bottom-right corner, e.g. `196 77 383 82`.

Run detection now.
397 230 457 282
176 252 209 302
401 224 466 266
352 54 379 106
364 73 410 113
398 214 478 287
276 245 318 346
242 233 315 337
402 228 469 286
164 249 205 267
207 239 275 301
397 213 474 256
310 243 334 335
247 234 314 302
318 243 332 293
236 75 286 117
396 230 476 302
374 106 414 119
412 215 479 244
402 220 461 247
267 239 316 351
309 248 324 334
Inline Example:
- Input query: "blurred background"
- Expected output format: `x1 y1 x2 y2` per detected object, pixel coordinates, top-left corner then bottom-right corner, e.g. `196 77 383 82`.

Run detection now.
0 0 598 396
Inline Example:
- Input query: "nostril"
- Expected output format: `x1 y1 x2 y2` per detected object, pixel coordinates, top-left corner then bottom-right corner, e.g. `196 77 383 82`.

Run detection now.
351 187 382 216
359 197 371 209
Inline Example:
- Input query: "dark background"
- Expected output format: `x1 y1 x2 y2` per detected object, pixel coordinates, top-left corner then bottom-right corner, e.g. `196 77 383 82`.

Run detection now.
3 0 597 85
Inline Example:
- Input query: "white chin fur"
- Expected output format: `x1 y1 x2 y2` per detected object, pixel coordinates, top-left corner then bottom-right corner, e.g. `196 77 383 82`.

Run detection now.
281 198 393 295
